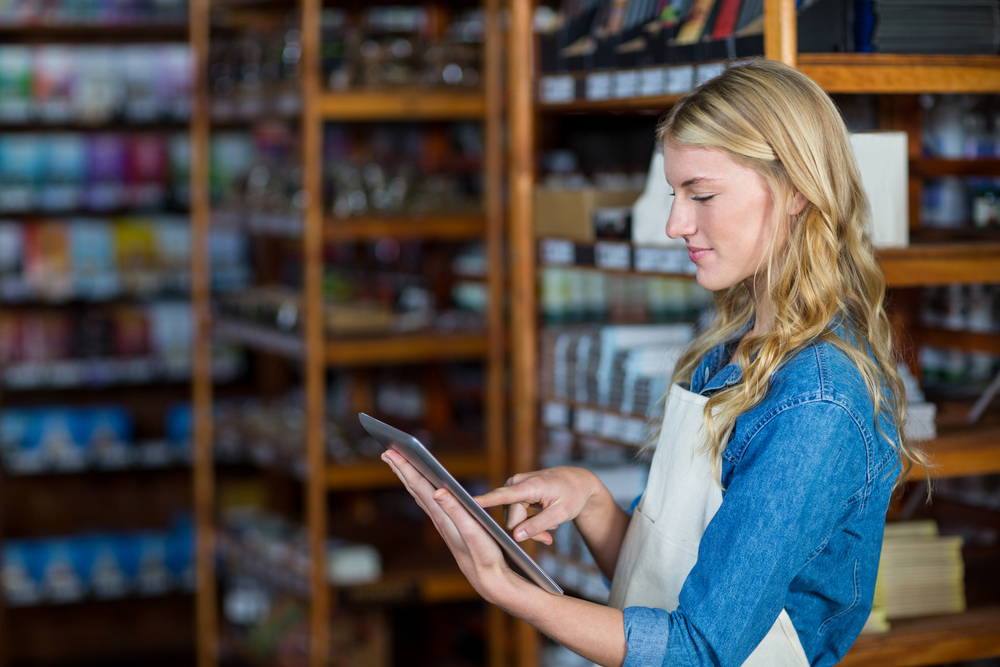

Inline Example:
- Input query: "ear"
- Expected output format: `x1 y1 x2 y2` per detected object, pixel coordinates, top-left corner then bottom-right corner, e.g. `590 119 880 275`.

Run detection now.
789 189 808 216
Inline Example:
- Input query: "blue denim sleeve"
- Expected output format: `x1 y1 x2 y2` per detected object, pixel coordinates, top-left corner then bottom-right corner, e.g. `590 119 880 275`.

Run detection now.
624 401 867 667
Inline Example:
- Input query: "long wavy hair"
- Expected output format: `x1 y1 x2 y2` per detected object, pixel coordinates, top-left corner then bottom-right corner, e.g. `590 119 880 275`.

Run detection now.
657 58 926 487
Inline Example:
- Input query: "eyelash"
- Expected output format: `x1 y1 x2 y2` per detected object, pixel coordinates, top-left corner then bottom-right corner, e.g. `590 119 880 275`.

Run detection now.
671 191 715 203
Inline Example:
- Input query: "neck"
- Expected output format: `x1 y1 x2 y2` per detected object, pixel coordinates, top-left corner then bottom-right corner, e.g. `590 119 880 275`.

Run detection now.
744 273 773 340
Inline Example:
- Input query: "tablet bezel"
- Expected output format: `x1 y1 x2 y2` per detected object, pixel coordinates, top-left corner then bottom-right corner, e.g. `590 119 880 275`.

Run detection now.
359 412 564 596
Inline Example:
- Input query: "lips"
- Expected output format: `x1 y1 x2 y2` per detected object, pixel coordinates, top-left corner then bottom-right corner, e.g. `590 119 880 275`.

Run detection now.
687 246 711 263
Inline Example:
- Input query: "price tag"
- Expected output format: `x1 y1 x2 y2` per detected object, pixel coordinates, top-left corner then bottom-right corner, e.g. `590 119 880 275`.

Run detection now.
600 413 623 440
696 62 727 86
595 242 631 270
574 408 599 434
542 401 571 428
665 65 695 94
540 239 575 265
614 70 639 99
640 68 666 97
539 75 576 104
585 72 613 101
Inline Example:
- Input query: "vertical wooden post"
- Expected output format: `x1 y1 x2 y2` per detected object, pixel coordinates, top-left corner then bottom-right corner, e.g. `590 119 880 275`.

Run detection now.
0 468 8 667
508 0 540 664
189 0 217 666
299 0 330 665
484 0 508 662
764 0 797 67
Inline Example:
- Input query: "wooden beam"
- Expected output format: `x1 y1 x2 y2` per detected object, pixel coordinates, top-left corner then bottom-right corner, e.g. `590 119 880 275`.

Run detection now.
765 0 797 67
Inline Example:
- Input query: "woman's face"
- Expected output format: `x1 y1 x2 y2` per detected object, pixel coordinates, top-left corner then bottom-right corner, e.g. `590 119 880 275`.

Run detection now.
662 143 787 293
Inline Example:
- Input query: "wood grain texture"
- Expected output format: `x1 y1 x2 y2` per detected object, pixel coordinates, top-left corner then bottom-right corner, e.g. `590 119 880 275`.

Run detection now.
906 425 1000 482
189 1 217 666
765 0 797 66
299 0 330 664
323 215 487 242
318 91 485 120
325 453 491 490
799 54 1000 93
877 244 1000 287
839 606 1000 667
324 333 490 365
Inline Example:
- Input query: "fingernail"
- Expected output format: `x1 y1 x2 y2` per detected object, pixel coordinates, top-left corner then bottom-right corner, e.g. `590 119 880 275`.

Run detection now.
436 495 445 504
515 529 527 541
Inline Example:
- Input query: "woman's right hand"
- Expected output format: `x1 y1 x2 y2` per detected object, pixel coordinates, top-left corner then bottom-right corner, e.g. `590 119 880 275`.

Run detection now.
474 466 607 546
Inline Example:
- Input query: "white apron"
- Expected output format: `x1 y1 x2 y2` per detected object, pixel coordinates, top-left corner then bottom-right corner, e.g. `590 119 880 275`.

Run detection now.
608 383 810 667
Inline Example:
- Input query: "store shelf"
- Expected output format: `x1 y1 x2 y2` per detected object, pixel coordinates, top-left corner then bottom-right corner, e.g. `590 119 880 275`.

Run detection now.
910 158 1000 178
325 332 490 366
0 121 189 132
839 606 1000 667
906 424 1000 482
912 328 1000 356
0 24 188 43
338 557 476 605
877 243 1000 287
2 356 242 391
323 215 487 242
326 452 490 490
539 92 683 114
213 318 305 359
318 90 486 121
797 54 1000 94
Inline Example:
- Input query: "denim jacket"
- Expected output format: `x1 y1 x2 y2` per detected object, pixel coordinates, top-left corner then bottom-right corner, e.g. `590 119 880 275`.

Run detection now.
621 333 902 667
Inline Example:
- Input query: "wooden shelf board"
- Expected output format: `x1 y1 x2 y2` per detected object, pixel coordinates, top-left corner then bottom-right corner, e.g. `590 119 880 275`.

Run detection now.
326 452 490 490
325 332 489 366
213 318 305 359
906 424 1000 482
839 606 1000 667
912 328 1000 356
539 93 683 114
323 215 487 242
318 91 485 120
798 54 1000 94
911 158 1000 178
338 564 477 605
0 25 188 42
877 243 1000 287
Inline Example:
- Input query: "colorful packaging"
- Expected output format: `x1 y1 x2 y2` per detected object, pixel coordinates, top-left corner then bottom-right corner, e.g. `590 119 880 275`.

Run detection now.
114 218 158 292
87 133 127 211
23 221 73 299
0 220 24 298
0 311 21 363
79 406 133 469
159 44 192 121
165 515 195 590
0 134 44 212
155 217 191 290
126 134 167 209
1 541 43 606
0 46 31 122
121 45 158 122
42 134 86 211
32 46 75 123
148 301 191 368
89 535 129 599
74 47 122 124
133 532 171 595
168 133 190 207
40 539 88 603
112 305 150 358
70 218 119 298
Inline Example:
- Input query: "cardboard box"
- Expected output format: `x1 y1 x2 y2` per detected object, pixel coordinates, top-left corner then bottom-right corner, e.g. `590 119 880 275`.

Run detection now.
534 188 643 241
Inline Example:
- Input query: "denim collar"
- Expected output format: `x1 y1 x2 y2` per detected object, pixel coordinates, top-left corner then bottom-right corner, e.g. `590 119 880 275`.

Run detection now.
692 319 754 396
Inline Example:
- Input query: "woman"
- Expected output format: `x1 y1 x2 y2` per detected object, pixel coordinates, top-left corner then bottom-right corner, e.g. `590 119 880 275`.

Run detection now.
382 58 927 667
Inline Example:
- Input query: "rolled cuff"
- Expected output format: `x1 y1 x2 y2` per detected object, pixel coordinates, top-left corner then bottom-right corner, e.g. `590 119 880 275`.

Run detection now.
623 606 670 667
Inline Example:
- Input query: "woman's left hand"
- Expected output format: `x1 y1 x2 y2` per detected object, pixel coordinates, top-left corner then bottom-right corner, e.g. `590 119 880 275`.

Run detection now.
381 450 517 606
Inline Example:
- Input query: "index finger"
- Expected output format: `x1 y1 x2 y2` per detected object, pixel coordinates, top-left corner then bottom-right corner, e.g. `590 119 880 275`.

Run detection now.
474 482 538 509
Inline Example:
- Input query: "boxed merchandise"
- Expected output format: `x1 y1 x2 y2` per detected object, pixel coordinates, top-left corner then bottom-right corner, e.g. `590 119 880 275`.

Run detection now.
534 187 643 241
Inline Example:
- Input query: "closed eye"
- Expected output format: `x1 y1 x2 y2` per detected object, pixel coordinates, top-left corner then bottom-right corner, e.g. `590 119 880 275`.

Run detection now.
692 195 715 203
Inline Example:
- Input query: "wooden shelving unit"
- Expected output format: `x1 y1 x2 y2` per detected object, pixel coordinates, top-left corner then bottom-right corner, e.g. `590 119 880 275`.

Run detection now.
318 90 486 120
509 1 1000 666
192 0 507 665
0 12 201 667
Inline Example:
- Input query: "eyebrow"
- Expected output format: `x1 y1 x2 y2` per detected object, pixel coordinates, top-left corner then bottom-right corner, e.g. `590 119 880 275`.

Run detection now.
680 176 721 188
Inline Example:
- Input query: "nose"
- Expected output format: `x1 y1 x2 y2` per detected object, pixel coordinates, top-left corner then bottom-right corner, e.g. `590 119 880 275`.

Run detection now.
665 200 694 240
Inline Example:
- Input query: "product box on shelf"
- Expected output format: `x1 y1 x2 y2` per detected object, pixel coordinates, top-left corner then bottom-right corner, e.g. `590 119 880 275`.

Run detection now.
534 187 643 242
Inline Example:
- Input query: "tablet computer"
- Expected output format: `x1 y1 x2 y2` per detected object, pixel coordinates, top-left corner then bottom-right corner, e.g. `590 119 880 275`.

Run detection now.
359 413 564 596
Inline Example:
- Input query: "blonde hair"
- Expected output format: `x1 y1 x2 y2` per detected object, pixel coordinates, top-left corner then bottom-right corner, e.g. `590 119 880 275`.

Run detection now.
656 58 926 487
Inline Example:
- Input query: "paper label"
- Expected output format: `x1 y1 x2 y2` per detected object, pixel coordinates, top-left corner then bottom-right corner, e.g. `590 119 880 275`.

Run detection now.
540 239 575 265
585 72 613 101
614 70 639 99
594 242 631 270
640 68 665 97
665 66 695 94
540 75 576 104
